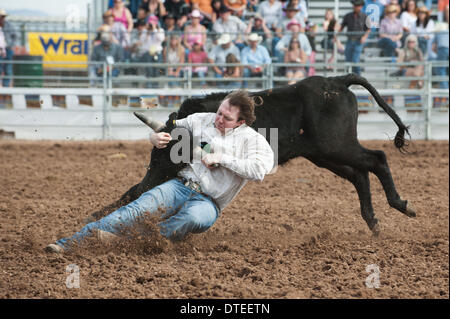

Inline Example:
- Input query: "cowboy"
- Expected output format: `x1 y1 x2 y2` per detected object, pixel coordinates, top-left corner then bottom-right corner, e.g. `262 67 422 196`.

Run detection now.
208 33 241 80
45 90 275 253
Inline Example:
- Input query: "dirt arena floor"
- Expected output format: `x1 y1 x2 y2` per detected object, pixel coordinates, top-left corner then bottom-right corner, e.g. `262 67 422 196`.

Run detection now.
0 139 448 299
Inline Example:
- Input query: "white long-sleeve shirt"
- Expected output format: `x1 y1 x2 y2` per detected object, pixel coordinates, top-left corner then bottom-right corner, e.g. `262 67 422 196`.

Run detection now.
175 112 274 211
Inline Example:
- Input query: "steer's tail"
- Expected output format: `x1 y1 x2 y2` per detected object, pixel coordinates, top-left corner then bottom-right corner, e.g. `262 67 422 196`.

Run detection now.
339 73 410 152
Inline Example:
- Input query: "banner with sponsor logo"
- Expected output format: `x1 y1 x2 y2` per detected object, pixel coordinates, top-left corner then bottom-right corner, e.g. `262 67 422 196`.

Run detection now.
28 32 88 68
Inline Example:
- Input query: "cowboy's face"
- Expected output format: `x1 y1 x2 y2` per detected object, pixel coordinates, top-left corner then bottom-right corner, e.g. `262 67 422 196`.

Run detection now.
215 99 245 134
353 4 363 13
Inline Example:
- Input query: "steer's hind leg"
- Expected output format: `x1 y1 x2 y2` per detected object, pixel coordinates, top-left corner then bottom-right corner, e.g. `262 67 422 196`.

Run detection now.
339 146 416 219
305 156 380 235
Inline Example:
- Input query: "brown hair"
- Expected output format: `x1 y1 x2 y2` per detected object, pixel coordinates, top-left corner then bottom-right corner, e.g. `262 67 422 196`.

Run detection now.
225 90 256 126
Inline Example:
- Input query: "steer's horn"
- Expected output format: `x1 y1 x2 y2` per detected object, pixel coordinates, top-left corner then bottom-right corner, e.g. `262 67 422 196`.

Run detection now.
134 112 164 131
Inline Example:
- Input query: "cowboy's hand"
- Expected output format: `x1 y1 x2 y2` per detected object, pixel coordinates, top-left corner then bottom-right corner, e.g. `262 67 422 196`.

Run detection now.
202 153 222 169
150 132 172 149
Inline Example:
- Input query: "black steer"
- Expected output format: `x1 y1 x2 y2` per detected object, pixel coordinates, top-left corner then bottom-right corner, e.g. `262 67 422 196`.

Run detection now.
88 74 416 235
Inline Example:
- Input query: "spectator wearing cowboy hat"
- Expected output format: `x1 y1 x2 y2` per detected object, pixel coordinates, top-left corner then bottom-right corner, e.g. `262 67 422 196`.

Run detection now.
276 2 306 39
241 33 271 86
162 13 181 33
0 9 17 88
377 4 403 58
412 5 435 57
208 33 241 84
339 0 370 75
183 9 207 51
245 13 272 53
212 6 247 49
274 19 312 64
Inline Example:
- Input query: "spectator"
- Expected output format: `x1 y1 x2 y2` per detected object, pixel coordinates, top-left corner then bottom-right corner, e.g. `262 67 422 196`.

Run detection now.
100 12 131 50
432 5 449 89
138 16 165 88
212 6 247 49
400 0 418 34
241 33 271 81
245 13 272 50
275 20 312 63
162 13 181 33
284 37 307 84
397 34 424 88
106 0 134 32
276 3 306 38
188 41 208 87
184 9 208 51
223 0 247 17
224 53 242 89
283 0 308 21
378 4 403 57
164 34 186 87
412 5 435 57
320 9 342 68
211 0 225 25
134 7 150 28
165 0 190 28
208 33 241 80
0 9 16 88
257 0 283 31
90 28 124 86
145 0 167 20
437 0 449 21
339 0 371 75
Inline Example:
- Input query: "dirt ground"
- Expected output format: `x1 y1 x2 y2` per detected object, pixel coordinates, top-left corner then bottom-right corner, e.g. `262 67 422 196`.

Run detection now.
0 139 448 299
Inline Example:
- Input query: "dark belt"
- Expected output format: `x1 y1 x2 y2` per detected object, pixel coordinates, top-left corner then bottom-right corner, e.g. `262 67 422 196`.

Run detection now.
177 177 219 211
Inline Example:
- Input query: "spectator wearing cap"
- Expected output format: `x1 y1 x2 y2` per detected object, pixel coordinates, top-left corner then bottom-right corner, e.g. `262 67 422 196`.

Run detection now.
183 10 207 51
241 33 271 85
0 9 17 88
188 41 208 87
339 0 370 75
106 0 134 32
275 19 312 64
283 0 308 21
276 3 305 39
377 5 403 58
212 6 247 49
208 33 241 81
165 0 190 28
162 13 181 33
245 13 272 50
257 0 283 31
90 27 124 86
412 5 435 57
223 0 247 17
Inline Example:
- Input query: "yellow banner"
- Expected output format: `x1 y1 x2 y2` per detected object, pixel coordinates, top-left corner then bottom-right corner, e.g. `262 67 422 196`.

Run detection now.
28 32 88 68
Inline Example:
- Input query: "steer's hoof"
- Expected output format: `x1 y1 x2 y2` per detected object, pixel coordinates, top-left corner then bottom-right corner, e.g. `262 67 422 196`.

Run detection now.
404 204 417 218
371 223 381 237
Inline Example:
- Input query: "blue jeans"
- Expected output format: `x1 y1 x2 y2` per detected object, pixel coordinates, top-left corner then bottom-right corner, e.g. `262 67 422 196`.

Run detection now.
345 39 364 75
435 47 449 89
0 48 13 87
56 179 219 250
378 37 398 57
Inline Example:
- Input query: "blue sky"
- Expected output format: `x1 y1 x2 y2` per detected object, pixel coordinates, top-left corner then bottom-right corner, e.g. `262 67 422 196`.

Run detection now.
2 0 92 18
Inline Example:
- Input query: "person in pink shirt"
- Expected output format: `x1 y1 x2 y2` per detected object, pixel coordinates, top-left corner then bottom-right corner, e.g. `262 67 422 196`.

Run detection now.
106 0 134 32
188 41 208 87
183 10 207 52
